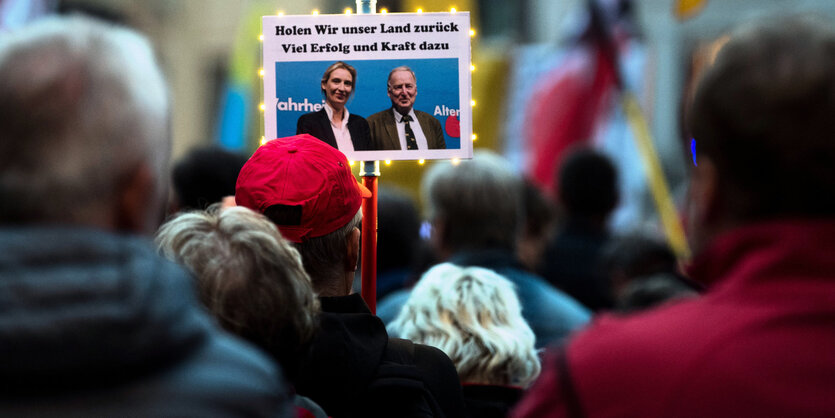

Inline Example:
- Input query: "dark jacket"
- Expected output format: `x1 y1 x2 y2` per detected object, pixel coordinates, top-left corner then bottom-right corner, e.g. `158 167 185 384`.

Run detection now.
462 384 524 418
513 220 835 418
366 108 446 150
296 108 372 151
0 227 290 417
295 294 465 418
538 219 613 311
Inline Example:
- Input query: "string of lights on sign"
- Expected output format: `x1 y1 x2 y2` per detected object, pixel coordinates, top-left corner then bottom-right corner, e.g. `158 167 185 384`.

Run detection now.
258 6 475 167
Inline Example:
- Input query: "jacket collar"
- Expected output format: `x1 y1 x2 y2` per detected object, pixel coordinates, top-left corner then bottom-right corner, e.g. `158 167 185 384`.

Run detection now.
687 219 835 289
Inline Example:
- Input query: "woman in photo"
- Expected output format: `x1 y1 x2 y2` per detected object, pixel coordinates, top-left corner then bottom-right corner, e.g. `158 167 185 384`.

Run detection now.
296 61 371 151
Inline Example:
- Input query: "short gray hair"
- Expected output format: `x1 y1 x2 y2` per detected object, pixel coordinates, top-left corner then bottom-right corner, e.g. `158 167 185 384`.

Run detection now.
0 16 169 224
294 209 362 291
422 150 523 252
155 205 319 378
387 65 417 89
389 263 541 387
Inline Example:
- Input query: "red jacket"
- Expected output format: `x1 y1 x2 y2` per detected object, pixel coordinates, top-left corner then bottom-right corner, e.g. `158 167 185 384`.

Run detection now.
513 220 835 418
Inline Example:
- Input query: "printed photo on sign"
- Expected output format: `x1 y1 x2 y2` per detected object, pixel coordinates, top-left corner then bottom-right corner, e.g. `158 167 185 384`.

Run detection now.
262 12 472 161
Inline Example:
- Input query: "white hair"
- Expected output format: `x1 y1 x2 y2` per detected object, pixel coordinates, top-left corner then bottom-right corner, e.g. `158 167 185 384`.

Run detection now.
389 263 541 387
0 15 169 224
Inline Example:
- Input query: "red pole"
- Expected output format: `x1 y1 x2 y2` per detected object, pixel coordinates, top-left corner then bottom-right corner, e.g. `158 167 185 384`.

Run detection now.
357 0 378 313
360 161 379 313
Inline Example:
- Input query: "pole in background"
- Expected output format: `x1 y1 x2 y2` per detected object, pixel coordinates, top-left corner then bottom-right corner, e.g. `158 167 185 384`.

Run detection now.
360 161 380 313
356 0 379 313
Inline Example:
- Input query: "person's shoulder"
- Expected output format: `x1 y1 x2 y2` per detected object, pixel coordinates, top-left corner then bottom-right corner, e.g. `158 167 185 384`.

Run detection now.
348 113 369 125
570 297 710 369
367 109 392 123
415 109 441 125
159 327 290 415
383 338 467 418
298 110 323 122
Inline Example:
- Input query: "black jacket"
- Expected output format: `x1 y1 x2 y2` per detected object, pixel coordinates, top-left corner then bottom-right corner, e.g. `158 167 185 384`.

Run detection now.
296 109 372 151
0 227 290 417
295 294 465 417
462 384 524 418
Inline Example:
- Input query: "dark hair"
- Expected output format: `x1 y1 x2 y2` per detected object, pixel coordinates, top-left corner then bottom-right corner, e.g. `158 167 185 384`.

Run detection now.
557 148 618 219
522 178 557 238
601 234 678 280
172 147 248 210
377 186 421 275
688 16 835 219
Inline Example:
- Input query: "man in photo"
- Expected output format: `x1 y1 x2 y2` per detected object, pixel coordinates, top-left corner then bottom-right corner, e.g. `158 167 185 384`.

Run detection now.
367 66 446 150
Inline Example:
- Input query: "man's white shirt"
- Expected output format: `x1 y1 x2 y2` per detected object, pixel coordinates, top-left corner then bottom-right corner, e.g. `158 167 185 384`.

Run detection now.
393 108 429 150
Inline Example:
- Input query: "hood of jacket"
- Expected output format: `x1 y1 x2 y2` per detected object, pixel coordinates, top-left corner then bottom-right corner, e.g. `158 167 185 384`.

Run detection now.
0 226 210 391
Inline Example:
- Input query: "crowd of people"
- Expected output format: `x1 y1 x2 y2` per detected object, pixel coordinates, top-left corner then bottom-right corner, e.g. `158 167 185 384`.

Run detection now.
0 12 833 418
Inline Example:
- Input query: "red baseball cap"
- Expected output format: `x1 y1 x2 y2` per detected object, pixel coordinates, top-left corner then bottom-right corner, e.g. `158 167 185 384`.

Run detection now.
235 134 371 243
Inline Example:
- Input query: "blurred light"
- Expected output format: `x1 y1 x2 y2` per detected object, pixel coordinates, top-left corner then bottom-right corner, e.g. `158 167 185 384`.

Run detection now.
260 136 268 145
344 7 352 14
312 9 319 15
380 8 388 14
470 28 476 37
417 8 423 13
385 160 392 165
418 159 425 165
258 34 264 42
349 160 355 166
451 158 460 165
470 99 476 107
471 133 477 141
258 68 265 77
470 64 475 72
277 10 284 16
259 103 265 111
450 7 457 13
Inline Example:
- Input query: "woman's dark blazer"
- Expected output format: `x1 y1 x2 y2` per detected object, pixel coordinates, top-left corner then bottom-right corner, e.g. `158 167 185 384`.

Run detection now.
296 109 372 151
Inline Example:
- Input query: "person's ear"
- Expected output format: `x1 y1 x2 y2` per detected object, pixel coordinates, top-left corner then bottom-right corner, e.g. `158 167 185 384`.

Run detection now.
686 156 720 253
116 162 158 235
345 226 361 273
429 217 451 260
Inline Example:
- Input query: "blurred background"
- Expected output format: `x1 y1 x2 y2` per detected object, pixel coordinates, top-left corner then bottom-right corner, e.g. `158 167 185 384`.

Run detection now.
4 0 835 243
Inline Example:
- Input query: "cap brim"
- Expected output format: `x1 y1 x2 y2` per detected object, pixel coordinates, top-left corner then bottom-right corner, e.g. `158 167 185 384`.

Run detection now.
356 180 372 198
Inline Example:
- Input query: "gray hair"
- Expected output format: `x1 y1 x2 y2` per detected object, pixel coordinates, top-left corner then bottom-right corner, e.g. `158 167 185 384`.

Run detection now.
294 209 362 292
0 16 169 224
389 263 541 387
422 150 523 252
387 65 417 89
155 205 319 378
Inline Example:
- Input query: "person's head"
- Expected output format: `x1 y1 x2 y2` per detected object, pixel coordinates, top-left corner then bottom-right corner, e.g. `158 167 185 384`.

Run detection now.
601 234 684 299
556 148 618 226
0 16 169 234
687 16 835 253
155 205 319 382
422 150 523 258
320 61 356 110
386 66 418 115
390 263 541 387
518 178 558 271
236 134 370 295
615 272 699 313
376 187 423 296
171 147 248 212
